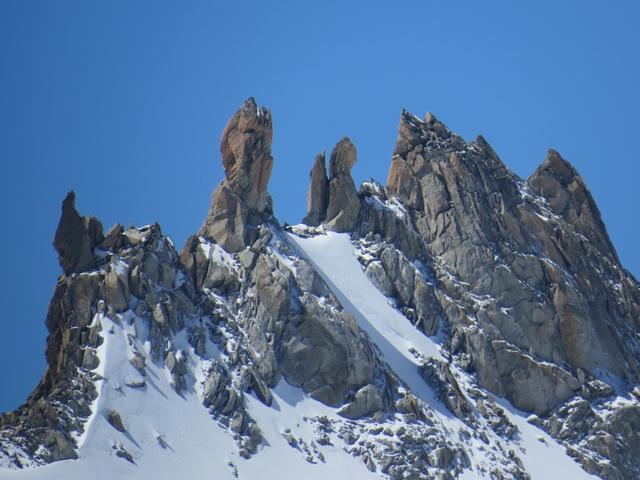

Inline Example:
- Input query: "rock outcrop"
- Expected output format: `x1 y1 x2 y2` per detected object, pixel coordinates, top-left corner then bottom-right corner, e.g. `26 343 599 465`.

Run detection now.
325 137 360 232
528 148 618 263
380 109 639 408
302 137 360 232
53 191 103 274
2 100 638 480
199 98 274 252
350 108 640 477
302 152 329 226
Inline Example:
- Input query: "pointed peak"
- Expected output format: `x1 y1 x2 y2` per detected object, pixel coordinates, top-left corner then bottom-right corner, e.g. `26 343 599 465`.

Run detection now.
474 134 489 148
399 108 451 137
329 137 357 179
312 150 326 167
394 109 453 158
424 111 438 125
399 108 423 128
303 151 330 227
219 98 274 210
237 96 270 121
199 98 275 251
62 190 76 208
53 191 103 275
535 148 579 185
529 148 619 263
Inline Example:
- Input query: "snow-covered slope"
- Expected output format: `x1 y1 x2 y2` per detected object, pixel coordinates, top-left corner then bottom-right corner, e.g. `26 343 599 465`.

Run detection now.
3 99 638 479
1 231 596 480
290 231 596 480
0 289 378 480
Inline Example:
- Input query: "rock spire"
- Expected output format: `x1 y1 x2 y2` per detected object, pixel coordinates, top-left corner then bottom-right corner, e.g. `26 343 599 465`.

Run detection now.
302 137 360 232
199 98 274 252
53 191 103 274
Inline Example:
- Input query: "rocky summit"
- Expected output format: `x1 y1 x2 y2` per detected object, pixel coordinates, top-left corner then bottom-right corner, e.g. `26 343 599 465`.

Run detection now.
1 99 639 480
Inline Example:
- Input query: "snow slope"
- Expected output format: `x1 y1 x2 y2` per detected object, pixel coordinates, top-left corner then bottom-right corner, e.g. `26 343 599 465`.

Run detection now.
0 231 596 480
289 231 596 480
0 295 379 480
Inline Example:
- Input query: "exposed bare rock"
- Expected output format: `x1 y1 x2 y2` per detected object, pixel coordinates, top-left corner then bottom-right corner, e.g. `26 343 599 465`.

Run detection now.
302 152 329 226
105 260 129 312
387 154 422 210
329 137 357 177
220 97 273 213
279 292 378 406
529 148 618 263
337 384 384 419
419 359 472 421
382 109 640 400
53 191 103 274
325 137 360 232
106 410 126 433
3 100 639 480
200 183 249 254
102 223 124 251
199 98 274 252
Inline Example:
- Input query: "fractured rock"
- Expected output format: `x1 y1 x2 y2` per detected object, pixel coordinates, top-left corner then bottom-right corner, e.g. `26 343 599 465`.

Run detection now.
106 410 126 433
337 384 384 419
302 152 329 226
53 191 103 274
325 137 360 232
199 98 274 252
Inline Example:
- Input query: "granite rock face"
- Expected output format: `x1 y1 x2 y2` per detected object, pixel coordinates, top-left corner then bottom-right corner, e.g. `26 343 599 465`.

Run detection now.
302 152 329 227
302 137 361 232
2 100 639 480
528 148 619 263
199 98 274 252
382 110 639 397
326 137 360 232
350 108 640 477
53 191 103 274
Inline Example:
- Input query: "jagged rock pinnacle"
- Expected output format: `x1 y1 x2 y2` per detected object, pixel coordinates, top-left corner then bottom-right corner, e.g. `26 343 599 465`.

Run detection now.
199 98 274 252
53 191 103 274
220 97 273 213
3 102 640 480
325 137 360 232
529 148 618 262
329 137 357 179
302 151 329 227
301 137 361 232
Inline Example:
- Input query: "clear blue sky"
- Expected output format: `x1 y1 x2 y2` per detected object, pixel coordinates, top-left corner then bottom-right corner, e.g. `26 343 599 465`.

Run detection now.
1 1 638 412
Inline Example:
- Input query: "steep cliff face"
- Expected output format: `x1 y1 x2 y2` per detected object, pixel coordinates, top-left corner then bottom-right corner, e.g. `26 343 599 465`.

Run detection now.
382 110 640 398
1 99 638 480
350 110 640 478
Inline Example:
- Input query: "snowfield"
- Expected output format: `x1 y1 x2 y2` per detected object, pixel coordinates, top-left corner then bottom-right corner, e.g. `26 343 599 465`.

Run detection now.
0 231 595 479
289 231 596 480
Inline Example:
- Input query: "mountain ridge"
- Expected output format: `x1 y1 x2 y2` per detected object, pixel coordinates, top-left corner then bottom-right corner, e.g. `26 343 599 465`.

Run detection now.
1 98 638 480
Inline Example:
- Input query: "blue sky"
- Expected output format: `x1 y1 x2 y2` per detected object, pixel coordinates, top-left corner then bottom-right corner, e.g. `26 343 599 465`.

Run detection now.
1 0 638 412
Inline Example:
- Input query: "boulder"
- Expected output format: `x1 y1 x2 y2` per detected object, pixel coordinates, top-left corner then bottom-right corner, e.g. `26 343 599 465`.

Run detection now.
106 410 126 433
105 261 130 312
43 430 77 462
337 384 384 419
